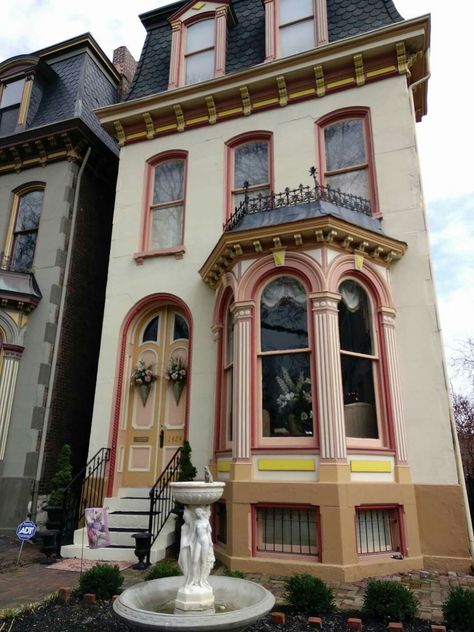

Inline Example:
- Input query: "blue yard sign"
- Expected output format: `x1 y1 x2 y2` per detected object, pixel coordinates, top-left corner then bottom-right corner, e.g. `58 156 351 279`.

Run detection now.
16 520 37 541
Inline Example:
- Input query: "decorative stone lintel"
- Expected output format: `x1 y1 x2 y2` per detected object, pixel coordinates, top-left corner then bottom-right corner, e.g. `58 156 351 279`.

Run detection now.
2 343 24 360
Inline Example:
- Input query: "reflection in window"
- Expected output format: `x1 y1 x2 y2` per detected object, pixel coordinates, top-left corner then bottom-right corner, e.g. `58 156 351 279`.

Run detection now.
0 77 25 136
173 314 189 341
224 305 234 442
323 119 369 200
185 19 215 85
232 141 270 209
260 277 313 438
279 0 315 57
143 316 159 342
338 281 378 439
11 189 44 273
150 160 185 250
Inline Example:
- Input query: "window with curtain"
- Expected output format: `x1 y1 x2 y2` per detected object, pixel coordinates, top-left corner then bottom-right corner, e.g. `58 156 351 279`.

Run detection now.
323 118 370 201
185 19 215 85
150 159 185 250
232 141 270 210
0 77 25 136
260 276 313 438
338 280 379 440
279 0 315 57
11 189 44 273
224 303 234 444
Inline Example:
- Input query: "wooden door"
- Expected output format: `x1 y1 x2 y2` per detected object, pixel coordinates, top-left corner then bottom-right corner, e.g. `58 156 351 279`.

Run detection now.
119 307 189 488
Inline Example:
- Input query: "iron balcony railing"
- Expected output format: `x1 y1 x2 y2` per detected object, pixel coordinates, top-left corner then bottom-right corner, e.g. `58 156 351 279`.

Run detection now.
223 166 372 232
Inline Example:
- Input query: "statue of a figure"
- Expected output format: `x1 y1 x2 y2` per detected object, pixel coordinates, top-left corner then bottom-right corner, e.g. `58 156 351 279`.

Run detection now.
177 507 194 586
191 506 213 588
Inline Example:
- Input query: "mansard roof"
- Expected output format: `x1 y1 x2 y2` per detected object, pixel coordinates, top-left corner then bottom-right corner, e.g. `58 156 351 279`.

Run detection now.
127 0 403 101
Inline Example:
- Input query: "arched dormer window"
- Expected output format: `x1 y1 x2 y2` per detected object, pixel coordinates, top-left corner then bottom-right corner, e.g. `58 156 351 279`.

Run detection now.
4 185 45 273
0 77 25 135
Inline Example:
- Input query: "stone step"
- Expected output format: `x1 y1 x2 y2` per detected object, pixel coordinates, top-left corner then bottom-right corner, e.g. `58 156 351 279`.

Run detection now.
108 513 150 529
117 487 150 498
106 496 150 512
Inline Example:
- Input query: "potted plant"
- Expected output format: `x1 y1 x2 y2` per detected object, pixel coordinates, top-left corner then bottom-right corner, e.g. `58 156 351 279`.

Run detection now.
131 360 157 406
45 443 72 530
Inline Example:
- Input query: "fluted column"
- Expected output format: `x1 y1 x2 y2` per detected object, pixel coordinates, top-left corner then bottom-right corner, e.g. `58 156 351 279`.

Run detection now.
311 292 347 463
0 344 24 459
263 0 276 61
231 302 254 472
215 6 228 77
168 21 183 89
379 307 409 466
315 0 329 46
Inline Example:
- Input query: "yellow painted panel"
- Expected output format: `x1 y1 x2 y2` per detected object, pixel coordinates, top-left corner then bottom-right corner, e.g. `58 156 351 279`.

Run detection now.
366 66 397 78
258 459 315 472
289 88 316 99
217 461 231 473
186 116 208 125
350 460 392 473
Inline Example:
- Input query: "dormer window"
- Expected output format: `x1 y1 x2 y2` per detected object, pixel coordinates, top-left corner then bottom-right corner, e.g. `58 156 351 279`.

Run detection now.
0 77 25 135
168 1 233 90
185 19 215 85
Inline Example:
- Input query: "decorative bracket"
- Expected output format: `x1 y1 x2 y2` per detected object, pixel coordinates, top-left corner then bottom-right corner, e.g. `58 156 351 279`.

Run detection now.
240 86 252 116
276 75 288 106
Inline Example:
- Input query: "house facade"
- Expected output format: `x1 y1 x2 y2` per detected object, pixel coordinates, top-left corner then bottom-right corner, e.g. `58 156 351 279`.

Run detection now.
81 0 471 579
0 35 130 532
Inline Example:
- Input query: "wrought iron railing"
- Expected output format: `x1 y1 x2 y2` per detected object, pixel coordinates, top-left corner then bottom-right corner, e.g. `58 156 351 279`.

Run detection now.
147 447 182 563
60 447 111 545
223 166 372 232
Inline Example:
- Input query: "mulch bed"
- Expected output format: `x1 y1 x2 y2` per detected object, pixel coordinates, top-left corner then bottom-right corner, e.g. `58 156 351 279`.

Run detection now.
2 599 441 632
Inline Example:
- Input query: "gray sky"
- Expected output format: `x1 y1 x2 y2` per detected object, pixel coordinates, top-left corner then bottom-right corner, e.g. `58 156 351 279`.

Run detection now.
2 0 472 388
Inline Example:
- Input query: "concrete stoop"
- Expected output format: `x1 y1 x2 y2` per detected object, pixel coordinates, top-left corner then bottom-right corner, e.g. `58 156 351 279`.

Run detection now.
61 487 176 563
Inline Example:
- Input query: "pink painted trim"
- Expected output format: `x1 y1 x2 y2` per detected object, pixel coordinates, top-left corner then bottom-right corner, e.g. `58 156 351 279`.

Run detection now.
168 0 231 23
106 293 193 496
315 106 380 217
275 0 317 59
264 0 276 62
315 0 328 46
213 289 234 452
168 22 183 89
139 150 188 255
326 254 393 306
133 246 186 263
224 131 274 223
215 6 227 77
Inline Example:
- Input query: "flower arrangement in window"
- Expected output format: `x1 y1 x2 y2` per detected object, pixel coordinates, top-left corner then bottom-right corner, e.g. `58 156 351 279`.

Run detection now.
276 367 313 435
131 360 157 406
165 356 187 404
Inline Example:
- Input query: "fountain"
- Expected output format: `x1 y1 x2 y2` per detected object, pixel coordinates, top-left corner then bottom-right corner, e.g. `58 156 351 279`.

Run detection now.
113 473 275 631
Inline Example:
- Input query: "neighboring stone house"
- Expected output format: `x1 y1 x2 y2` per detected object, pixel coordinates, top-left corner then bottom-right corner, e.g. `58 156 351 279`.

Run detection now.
0 34 135 532
67 0 471 578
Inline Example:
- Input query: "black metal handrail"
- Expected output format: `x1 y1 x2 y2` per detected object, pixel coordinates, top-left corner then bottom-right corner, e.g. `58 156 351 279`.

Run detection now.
147 447 182 563
223 166 372 232
60 447 111 545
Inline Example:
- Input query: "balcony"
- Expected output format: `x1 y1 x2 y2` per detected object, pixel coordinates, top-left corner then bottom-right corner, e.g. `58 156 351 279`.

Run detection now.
0 254 42 313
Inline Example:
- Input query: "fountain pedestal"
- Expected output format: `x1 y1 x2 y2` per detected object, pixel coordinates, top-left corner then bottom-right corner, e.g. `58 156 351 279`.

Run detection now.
175 585 214 612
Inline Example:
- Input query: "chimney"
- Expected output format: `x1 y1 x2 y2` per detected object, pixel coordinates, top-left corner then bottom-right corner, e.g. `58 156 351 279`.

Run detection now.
113 46 137 97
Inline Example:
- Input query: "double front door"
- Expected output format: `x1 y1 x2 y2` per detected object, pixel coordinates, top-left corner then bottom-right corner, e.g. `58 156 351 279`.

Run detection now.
119 306 189 488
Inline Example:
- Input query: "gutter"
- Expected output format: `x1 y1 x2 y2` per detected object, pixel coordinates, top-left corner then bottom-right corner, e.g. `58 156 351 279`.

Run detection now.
30 146 92 522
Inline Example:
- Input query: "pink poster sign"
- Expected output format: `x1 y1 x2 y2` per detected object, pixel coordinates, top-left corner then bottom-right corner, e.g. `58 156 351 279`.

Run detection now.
85 507 111 549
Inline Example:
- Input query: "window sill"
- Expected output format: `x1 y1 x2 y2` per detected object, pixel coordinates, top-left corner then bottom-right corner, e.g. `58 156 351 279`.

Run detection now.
134 247 185 264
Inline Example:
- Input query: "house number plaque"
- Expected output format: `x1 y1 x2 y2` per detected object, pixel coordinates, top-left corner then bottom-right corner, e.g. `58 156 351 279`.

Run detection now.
133 436 149 443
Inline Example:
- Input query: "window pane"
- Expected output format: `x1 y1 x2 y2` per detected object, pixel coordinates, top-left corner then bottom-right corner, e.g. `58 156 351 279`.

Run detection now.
15 191 43 231
150 204 183 249
143 316 159 342
226 307 234 364
280 20 314 57
173 314 189 340
262 353 313 437
234 142 269 189
280 0 313 24
0 78 25 108
357 510 392 554
12 232 37 272
0 106 20 135
326 169 369 200
338 281 372 354
185 49 214 85
341 355 378 438
325 120 366 171
261 277 307 351
233 187 270 211
153 161 184 205
186 19 214 54
226 368 233 442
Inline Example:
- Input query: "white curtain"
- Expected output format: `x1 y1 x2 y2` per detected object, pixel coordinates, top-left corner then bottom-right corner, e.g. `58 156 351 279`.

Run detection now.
261 277 306 308
340 280 362 313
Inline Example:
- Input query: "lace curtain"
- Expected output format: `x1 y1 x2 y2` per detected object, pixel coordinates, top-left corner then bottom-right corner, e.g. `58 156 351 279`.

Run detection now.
261 276 306 308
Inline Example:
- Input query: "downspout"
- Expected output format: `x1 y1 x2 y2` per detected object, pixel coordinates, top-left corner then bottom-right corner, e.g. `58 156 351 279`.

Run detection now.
409 48 431 95
30 146 92 522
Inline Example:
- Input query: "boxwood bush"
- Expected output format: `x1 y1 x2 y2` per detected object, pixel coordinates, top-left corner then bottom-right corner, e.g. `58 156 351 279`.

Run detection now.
144 560 182 581
284 573 335 615
443 587 474 631
362 579 419 622
78 563 123 600
223 568 245 579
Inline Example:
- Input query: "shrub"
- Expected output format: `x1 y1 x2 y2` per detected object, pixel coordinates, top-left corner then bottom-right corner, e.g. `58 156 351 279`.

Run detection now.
48 444 72 508
443 587 474 631
178 440 197 482
145 560 182 581
223 569 245 579
362 579 419 623
284 574 335 615
78 563 123 600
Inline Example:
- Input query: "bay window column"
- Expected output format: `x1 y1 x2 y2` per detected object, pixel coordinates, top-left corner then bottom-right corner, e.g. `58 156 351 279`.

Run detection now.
230 301 254 479
168 20 183 89
263 0 276 61
215 6 228 77
378 307 409 474
0 344 24 460
311 292 347 469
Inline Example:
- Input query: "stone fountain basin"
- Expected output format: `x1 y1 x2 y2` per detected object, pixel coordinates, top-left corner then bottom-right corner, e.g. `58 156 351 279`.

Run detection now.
113 576 275 631
169 481 225 506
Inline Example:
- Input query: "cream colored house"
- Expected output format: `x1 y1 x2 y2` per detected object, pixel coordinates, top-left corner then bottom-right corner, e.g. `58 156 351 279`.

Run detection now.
67 0 472 579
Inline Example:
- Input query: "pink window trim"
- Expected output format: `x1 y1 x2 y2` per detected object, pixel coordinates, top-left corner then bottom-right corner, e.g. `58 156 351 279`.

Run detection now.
264 0 328 62
138 150 188 258
168 6 229 90
316 107 381 218
224 131 274 224
216 291 234 451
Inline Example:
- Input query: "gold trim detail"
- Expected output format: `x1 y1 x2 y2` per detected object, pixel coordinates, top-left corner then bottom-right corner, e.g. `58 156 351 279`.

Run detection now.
143 112 155 140
173 104 185 132
353 54 365 86
205 95 217 124
217 460 231 473
276 75 288 106
240 86 252 116
314 65 325 97
113 120 126 146
396 42 408 75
